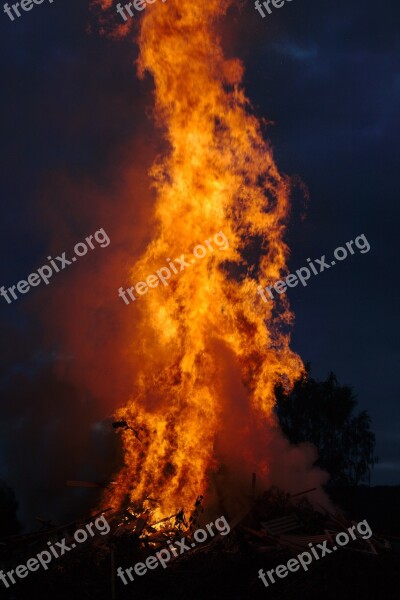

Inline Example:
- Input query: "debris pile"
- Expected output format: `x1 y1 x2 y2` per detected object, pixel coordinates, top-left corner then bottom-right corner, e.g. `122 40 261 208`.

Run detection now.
0 485 397 600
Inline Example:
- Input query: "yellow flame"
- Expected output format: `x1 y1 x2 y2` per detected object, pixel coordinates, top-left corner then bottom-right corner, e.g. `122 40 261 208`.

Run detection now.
102 0 303 521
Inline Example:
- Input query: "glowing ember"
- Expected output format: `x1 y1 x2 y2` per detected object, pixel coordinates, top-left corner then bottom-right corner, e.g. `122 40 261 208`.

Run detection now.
99 0 303 521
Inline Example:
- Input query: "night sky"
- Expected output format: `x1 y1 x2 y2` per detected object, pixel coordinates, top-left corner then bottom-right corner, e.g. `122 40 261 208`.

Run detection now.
0 0 399 528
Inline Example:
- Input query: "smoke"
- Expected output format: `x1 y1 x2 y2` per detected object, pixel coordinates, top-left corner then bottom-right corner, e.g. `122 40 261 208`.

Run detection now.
206 341 331 517
0 0 167 528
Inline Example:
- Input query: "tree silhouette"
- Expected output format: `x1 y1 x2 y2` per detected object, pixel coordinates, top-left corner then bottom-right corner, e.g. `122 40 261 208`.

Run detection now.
275 367 378 486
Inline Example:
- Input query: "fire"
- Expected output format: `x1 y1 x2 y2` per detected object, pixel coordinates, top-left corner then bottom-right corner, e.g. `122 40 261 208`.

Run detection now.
100 0 303 521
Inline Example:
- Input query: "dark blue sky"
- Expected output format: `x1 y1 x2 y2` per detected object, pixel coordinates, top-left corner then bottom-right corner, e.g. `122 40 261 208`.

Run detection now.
0 0 399 526
237 0 400 485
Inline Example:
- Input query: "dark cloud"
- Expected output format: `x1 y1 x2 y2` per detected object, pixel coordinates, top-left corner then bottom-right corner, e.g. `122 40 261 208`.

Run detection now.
235 0 400 483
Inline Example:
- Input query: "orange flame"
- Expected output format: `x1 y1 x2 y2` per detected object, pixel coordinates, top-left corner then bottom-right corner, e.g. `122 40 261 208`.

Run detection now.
101 0 303 521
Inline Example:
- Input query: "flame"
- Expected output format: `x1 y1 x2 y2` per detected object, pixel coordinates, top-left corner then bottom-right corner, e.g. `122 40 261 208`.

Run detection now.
101 0 303 521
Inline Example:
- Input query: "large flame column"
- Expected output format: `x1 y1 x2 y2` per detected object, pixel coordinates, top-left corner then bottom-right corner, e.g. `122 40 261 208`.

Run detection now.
102 0 303 520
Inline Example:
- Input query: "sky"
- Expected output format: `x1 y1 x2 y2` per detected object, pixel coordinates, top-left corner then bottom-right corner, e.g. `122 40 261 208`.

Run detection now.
0 0 399 527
